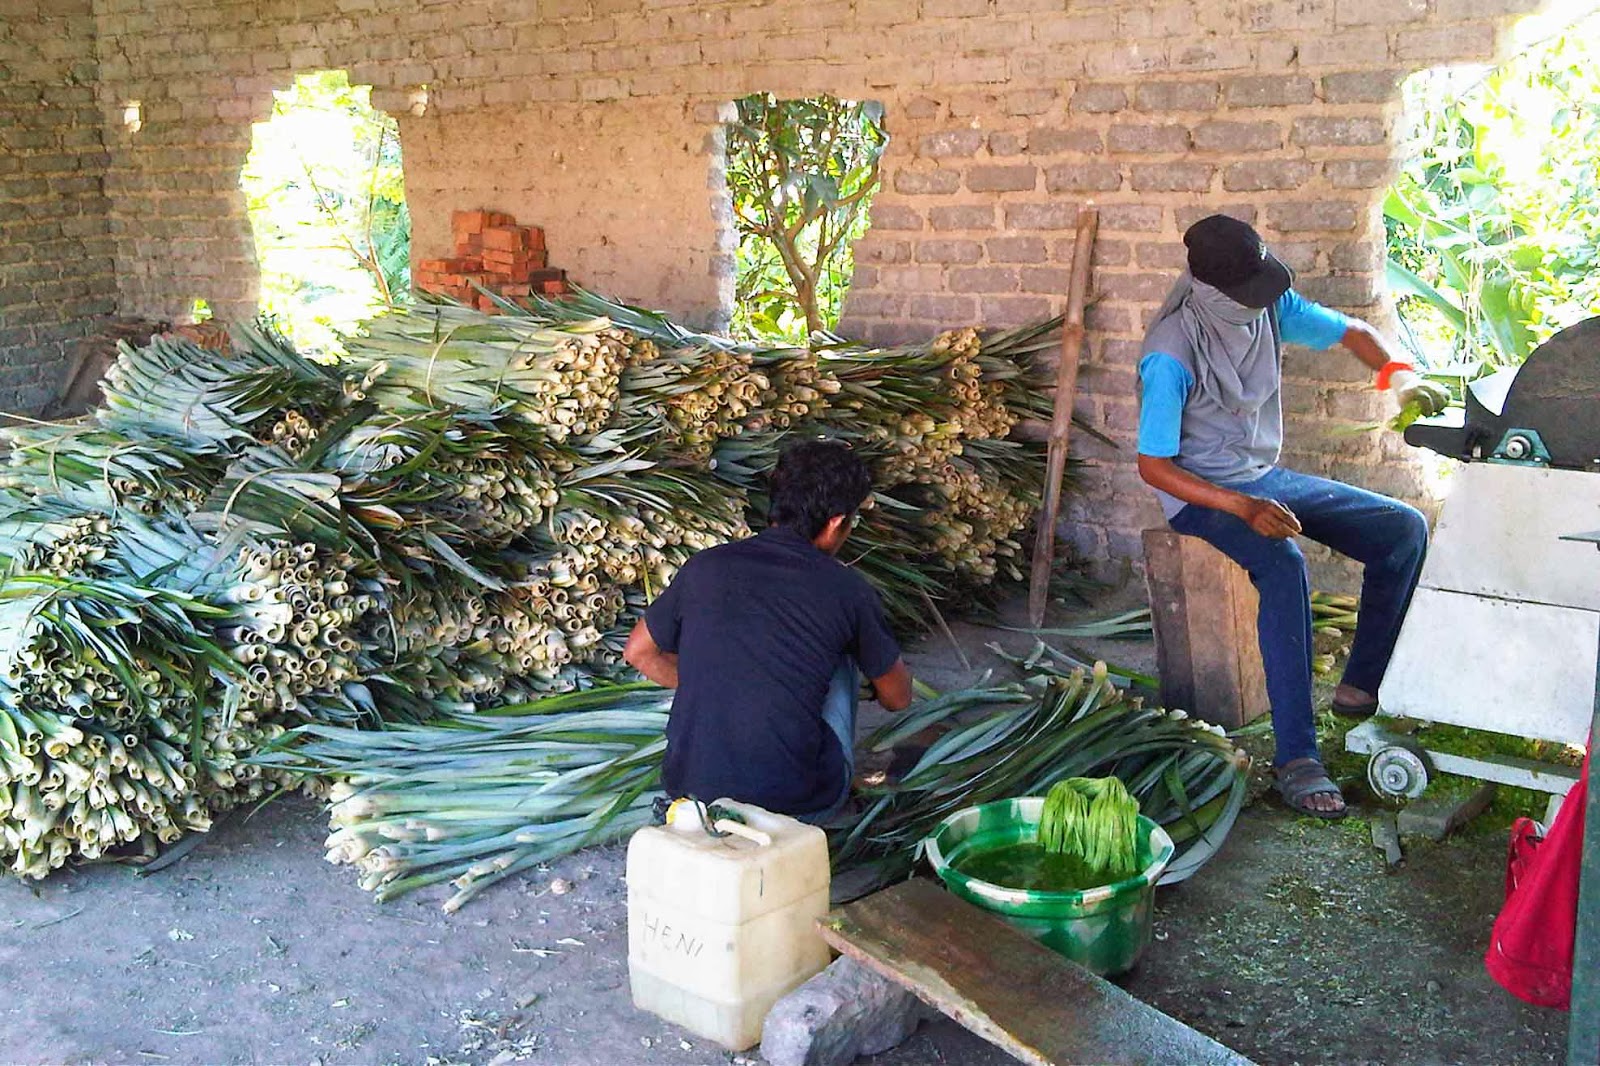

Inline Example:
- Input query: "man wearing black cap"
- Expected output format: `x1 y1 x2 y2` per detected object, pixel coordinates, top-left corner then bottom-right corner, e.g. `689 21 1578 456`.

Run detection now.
1136 214 1449 818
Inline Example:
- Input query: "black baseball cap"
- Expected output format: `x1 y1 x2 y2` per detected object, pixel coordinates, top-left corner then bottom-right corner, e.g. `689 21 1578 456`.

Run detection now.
1183 214 1293 309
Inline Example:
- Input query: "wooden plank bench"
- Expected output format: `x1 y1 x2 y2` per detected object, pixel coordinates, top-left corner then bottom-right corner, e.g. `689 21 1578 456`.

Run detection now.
1142 529 1269 731
819 879 1253 1066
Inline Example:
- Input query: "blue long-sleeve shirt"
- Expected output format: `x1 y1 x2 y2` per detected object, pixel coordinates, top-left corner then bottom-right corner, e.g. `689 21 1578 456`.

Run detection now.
1136 290 1351 517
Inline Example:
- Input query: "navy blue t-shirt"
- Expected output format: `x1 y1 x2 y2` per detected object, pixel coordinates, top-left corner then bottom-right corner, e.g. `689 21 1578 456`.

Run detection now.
644 526 902 814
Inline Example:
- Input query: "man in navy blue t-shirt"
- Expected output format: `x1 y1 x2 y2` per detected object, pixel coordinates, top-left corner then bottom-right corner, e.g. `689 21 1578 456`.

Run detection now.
624 440 913 821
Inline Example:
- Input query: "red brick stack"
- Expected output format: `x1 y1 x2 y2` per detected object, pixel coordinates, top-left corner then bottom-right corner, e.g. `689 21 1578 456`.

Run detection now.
413 209 572 313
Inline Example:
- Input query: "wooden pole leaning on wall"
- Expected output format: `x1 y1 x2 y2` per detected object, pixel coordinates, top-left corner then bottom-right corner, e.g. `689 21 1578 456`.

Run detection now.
1027 204 1099 628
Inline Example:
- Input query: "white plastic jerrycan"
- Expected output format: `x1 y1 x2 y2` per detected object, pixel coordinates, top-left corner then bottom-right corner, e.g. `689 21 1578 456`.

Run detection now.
627 798 832 1050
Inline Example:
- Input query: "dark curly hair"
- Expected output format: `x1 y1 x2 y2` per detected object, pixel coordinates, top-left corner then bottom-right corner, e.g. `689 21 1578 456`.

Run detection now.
767 439 872 539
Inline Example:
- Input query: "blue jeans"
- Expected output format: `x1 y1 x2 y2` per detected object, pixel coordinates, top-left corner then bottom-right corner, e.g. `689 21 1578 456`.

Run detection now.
1168 468 1428 767
797 660 859 825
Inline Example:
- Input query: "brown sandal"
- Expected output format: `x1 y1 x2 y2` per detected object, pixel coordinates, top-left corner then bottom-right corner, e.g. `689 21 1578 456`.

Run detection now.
1274 758 1348 820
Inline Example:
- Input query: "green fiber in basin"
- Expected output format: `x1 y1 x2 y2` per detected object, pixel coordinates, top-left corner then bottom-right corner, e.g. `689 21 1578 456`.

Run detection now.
923 796 1174 976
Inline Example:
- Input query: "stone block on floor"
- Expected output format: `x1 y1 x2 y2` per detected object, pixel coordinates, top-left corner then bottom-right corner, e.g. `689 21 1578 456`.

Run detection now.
760 955 935 1066
1397 782 1498 842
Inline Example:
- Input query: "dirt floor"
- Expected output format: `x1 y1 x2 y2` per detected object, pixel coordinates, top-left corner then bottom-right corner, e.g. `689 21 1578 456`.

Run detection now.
0 588 1572 1066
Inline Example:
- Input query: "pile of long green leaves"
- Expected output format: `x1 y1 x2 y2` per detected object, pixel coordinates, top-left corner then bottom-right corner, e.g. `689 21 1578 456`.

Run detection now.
834 661 1245 896
514 288 1068 629
269 662 1245 910
0 295 1066 880
258 684 669 913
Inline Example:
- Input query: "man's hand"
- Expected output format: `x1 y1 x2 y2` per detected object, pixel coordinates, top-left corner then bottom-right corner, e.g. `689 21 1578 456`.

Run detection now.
1340 323 1450 418
1234 496 1302 539
871 659 914 713
1389 369 1451 417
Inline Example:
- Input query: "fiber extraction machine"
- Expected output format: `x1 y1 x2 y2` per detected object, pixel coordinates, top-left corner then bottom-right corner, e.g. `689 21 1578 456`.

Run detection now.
1347 316 1600 808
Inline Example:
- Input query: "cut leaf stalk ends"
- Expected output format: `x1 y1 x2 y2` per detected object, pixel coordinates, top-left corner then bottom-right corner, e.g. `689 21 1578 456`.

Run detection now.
0 292 1074 890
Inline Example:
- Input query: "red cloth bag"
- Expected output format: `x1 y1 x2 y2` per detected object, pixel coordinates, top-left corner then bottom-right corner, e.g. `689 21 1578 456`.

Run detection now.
1485 752 1589 1010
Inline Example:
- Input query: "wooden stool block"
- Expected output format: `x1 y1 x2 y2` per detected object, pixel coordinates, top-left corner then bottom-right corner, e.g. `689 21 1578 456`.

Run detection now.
1142 528 1269 730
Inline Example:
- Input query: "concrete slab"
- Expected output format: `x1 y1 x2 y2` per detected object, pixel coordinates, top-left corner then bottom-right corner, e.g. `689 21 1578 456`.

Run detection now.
1399 783 1500 842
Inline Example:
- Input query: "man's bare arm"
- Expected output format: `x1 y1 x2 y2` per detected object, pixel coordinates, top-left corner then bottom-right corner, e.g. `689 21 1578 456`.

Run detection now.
1338 320 1392 373
623 619 679 689
871 658 914 712
1136 454 1301 539
1340 321 1450 414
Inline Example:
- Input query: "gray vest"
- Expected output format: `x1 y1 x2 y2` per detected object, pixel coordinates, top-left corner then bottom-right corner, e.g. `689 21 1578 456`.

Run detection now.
1142 306 1283 519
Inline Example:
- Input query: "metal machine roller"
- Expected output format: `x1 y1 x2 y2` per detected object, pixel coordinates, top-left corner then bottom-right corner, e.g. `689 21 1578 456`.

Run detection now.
1347 317 1600 803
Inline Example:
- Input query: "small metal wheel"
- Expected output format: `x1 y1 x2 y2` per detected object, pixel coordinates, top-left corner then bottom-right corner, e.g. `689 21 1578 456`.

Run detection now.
1368 745 1430 800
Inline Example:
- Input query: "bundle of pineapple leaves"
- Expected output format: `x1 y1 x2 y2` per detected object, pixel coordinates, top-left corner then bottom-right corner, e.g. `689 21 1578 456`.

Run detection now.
0 293 1079 883
264 661 1248 910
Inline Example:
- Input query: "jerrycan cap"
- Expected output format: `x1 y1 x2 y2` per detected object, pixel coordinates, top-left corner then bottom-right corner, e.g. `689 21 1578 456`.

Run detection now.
662 797 773 847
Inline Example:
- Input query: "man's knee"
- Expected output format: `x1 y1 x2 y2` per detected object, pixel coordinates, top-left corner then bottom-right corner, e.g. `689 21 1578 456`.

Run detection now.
1248 537 1308 585
1402 503 1428 547
1387 502 1429 565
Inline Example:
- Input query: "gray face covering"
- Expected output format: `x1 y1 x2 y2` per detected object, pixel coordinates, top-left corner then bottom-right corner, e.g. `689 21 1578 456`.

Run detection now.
1148 273 1277 416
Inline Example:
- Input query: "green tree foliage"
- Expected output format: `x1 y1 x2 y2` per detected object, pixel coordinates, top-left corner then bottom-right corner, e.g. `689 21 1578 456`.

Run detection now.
241 70 410 356
725 94 888 343
1386 21 1600 373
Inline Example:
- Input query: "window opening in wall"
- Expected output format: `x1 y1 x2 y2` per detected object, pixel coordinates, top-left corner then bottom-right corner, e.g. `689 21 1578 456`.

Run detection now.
1384 3 1600 381
240 70 410 356
724 94 887 343
122 100 141 133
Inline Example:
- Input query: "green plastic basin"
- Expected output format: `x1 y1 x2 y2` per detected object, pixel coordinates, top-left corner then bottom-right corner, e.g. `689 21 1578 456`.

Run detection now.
923 797 1174 976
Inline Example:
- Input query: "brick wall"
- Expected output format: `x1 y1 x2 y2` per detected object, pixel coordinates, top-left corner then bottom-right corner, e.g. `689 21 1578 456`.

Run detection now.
0 0 117 414
400 100 733 327
63 0 1551 571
